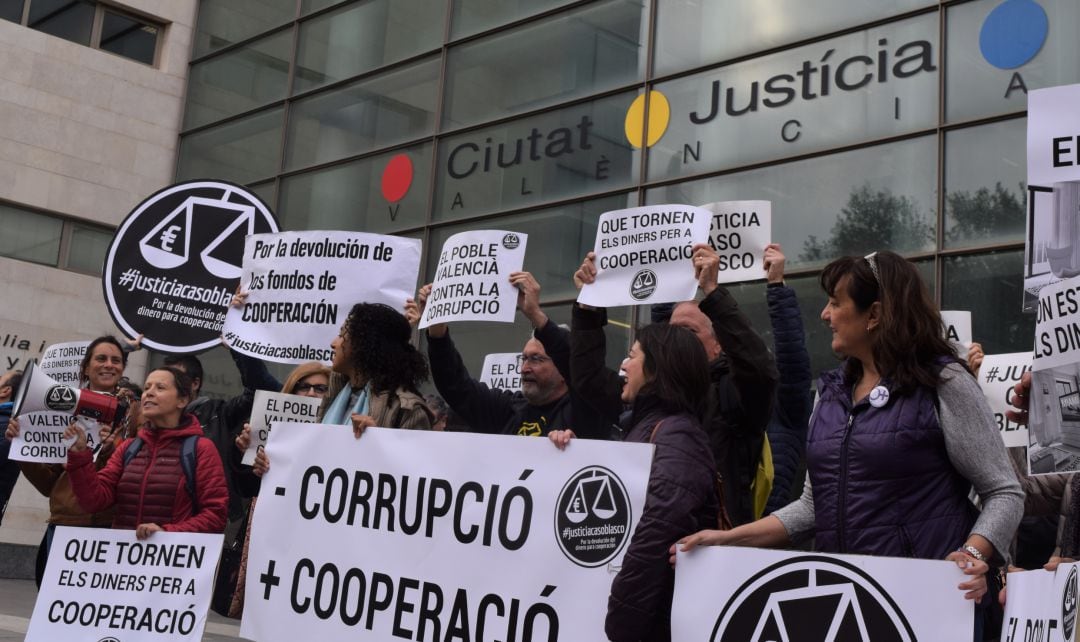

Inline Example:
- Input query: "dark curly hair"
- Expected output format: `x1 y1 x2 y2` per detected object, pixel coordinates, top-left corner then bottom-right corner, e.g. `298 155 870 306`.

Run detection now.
343 303 428 394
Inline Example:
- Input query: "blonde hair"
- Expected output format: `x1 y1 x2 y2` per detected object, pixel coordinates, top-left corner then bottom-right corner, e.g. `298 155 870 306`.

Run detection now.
280 361 331 395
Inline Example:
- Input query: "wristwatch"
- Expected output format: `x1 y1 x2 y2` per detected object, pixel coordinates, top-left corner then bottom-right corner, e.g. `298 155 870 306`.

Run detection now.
959 544 987 563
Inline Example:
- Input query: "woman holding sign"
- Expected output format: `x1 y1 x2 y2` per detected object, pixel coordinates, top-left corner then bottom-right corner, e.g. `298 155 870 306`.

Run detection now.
63 366 229 537
677 251 1023 640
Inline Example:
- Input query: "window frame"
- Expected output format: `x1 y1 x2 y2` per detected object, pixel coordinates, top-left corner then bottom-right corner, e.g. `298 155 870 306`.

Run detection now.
4 0 164 67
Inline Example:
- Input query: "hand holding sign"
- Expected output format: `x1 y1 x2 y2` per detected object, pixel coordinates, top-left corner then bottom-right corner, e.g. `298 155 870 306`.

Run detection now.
763 243 786 284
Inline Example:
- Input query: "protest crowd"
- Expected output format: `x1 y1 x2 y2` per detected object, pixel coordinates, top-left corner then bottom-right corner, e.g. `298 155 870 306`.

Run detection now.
0 220 1073 641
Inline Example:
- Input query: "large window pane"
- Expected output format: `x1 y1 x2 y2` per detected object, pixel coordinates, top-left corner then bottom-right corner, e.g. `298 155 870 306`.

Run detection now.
279 144 432 234
99 11 158 65
293 0 444 93
426 194 634 302
946 0 1080 122
1 0 25 23
944 118 1027 249
285 58 438 170
193 0 296 58
0 204 62 266
645 136 938 271
65 223 112 275
434 92 640 222
451 0 576 40
655 0 933 76
442 0 646 129
184 30 292 130
943 250 1034 355
27 0 94 45
649 13 938 181
177 107 285 184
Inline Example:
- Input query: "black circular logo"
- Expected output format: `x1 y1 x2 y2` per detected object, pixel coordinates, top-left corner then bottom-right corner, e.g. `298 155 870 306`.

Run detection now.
629 269 657 301
502 233 520 250
102 180 278 354
44 385 76 412
1063 566 1078 640
554 466 632 567
711 556 916 642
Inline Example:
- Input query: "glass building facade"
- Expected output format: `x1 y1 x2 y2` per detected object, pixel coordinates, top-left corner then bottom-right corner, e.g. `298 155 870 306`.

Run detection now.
177 0 1080 379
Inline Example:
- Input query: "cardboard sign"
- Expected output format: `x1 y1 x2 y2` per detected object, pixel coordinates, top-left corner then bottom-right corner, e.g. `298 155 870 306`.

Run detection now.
420 230 528 328
240 423 652 641
11 340 93 464
941 310 972 358
26 526 223 642
223 231 421 364
103 180 279 353
243 390 322 465
1000 564 1079 642
673 547 972 641
479 352 522 392
578 204 711 307
977 352 1031 450
705 200 772 284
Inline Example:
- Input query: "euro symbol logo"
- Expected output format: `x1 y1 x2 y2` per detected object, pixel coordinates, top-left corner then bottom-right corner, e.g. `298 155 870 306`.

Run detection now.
159 225 181 252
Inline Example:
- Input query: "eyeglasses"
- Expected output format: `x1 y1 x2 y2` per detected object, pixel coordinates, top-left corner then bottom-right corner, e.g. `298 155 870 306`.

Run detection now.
864 251 881 285
294 383 329 394
516 354 551 366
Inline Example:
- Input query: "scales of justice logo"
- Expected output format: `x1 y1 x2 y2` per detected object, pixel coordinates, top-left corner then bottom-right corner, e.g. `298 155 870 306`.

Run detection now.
554 466 632 568
711 556 916 642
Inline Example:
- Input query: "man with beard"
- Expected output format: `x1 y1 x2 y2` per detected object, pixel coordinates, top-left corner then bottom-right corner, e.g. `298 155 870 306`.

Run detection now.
414 271 609 440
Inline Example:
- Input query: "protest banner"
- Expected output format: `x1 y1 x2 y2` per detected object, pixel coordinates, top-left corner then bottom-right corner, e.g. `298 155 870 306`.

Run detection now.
704 200 772 284
977 352 1031 451
10 340 93 464
578 204 711 307
240 423 652 641
223 231 422 364
673 547 972 641
26 526 223 642
243 390 322 465
941 310 972 358
479 352 522 392
103 180 279 353
419 230 527 329
1000 563 1079 642
1023 83 1080 312
1028 276 1080 474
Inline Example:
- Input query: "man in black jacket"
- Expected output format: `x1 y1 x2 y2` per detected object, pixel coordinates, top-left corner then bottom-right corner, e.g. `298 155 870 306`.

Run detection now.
572 242 778 525
416 271 608 439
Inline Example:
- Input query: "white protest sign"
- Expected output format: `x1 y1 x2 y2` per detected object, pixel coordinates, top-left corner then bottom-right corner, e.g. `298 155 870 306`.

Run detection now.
977 353 1031 450
224 231 422 364
673 547 972 641
705 200 772 284
941 310 972 357
419 230 527 329
240 423 652 642
578 204 711 307
12 340 92 464
243 390 322 465
1023 84 1080 311
479 352 522 392
26 526 224 642
1032 275 1080 372
1000 564 1079 642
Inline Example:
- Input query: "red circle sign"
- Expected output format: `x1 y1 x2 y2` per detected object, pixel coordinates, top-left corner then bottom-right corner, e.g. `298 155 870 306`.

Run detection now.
381 154 413 203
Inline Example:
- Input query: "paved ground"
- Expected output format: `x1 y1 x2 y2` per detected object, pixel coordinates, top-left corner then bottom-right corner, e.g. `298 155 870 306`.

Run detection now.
0 578 245 640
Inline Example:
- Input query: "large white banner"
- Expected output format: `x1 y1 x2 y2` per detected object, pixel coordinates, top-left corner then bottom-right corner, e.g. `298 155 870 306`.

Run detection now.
479 352 522 392
241 423 652 642
705 200 771 284
578 204 711 307
977 352 1031 450
1001 564 1079 642
673 547 973 641
419 230 527 329
1032 276 1080 373
243 390 322 465
26 526 223 642
11 340 92 464
1024 84 1080 311
941 310 972 358
224 231 422 364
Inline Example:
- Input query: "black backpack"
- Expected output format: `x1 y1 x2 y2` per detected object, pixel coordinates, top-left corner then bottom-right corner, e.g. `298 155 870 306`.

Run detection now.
122 434 200 511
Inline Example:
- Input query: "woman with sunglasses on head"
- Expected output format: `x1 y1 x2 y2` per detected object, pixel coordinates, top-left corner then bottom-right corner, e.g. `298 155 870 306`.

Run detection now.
5 335 139 585
677 251 1023 641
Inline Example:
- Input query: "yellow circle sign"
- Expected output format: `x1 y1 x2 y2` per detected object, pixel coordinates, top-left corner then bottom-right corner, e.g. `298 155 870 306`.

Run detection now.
624 91 670 149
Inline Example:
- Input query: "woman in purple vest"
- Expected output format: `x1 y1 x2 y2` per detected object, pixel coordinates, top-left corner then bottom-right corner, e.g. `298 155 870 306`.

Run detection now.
678 250 1023 639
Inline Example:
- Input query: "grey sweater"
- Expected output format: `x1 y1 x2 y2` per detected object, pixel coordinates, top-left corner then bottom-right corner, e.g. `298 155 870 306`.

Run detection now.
774 362 1024 564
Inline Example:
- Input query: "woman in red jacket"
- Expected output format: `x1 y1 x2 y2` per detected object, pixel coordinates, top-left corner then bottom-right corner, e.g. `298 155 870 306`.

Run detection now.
64 366 228 538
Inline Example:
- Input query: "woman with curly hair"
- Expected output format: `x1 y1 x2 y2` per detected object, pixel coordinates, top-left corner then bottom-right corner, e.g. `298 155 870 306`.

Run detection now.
253 303 432 476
